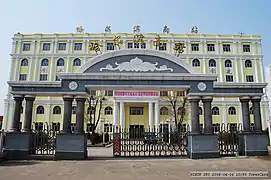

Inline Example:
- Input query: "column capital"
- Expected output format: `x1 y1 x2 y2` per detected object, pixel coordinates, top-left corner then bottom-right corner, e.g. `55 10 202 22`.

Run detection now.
63 95 74 101
13 94 24 101
251 96 262 102
239 96 250 102
25 95 35 101
75 96 87 102
188 96 201 102
202 96 213 102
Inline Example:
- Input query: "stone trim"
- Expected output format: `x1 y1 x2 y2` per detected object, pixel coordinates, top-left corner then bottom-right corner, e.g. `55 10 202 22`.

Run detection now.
7 81 61 87
85 85 191 90
214 82 267 89
188 93 264 97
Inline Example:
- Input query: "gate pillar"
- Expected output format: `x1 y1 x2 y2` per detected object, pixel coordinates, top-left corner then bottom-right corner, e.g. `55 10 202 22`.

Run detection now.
187 96 220 159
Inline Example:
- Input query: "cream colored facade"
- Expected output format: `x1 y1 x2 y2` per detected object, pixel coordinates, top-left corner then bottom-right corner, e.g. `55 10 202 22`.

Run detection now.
3 32 269 132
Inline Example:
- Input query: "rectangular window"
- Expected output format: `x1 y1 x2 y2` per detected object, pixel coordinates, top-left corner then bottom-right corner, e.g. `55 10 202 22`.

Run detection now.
22 43 31 51
159 43 167 51
42 43 51 51
74 43 82 50
105 90 113 96
39 74 48 81
223 44 231 52
58 43 66 51
129 107 144 115
246 75 254 82
243 45 250 52
191 43 199 51
141 42 146 49
207 44 215 51
160 91 168 96
226 75 234 82
134 43 140 48
128 43 133 49
104 123 113 133
19 74 27 81
106 43 114 50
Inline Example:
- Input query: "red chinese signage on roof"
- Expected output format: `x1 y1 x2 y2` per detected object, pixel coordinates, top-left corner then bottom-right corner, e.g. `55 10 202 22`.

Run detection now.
114 91 159 97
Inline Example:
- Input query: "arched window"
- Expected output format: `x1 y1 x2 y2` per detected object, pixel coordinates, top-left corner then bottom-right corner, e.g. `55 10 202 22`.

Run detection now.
21 106 23 114
41 58 49 66
192 59 200 67
212 107 220 115
198 107 203 115
73 58 81 66
21 58 28 66
53 106 61 114
36 106 44 114
249 107 253 115
104 106 113 115
57 58 65 66
224 59 232 67
245 59 252 68
208 59 216 67
72 106 76 114
228 106 236 115
87 106 95 114
160 107 168 115
177 107 186 115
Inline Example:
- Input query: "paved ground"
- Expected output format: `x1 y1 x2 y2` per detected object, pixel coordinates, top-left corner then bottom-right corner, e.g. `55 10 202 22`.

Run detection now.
0 156 271 180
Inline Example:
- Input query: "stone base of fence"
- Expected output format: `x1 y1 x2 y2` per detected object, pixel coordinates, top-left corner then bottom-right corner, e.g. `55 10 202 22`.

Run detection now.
187 133 220 159
239 132 269 156
55 133 87 160
3 132 32 160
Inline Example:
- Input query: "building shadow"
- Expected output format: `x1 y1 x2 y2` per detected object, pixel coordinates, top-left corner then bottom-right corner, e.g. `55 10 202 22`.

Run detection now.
0 160 40 166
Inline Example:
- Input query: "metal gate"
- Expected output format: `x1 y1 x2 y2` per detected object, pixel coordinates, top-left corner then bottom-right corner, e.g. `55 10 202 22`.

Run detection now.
113 128 189 157
30 129 59 155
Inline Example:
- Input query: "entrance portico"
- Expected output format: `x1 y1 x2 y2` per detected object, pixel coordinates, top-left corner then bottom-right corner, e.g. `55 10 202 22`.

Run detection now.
5 49 269 159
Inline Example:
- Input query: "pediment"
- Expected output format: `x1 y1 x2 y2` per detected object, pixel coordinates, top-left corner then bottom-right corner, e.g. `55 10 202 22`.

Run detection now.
77 49 195 74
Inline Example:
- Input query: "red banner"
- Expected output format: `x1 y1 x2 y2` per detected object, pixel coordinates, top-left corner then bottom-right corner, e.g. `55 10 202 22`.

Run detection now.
114 91 159 97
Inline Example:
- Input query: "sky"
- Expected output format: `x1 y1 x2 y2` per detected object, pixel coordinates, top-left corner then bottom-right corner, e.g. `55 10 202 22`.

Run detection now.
0 0 270 115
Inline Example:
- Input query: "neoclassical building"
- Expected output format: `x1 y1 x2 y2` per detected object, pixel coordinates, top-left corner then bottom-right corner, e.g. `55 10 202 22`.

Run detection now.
3 31 269 134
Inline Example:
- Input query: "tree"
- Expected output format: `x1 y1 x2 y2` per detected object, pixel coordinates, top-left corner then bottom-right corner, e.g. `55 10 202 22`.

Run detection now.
164 90 188 132
85 90 106 144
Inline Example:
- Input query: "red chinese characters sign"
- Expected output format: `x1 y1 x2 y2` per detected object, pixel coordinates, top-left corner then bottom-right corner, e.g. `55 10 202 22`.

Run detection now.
114 91 159 97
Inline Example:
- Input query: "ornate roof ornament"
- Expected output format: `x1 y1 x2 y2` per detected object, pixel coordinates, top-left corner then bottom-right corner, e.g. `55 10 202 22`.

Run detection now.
105 26 111 33
133 25 140 34
89 41 103 54
173 41 186 57
113 35 123 50
163 25 170 34
76 25 84 34
191 26 198 34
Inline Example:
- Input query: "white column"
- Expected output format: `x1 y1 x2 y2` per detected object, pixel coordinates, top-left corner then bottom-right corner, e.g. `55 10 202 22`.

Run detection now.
36 40 40 54
31 40 36 54
222 104 227 124
54 40 58 53
14 59 20 81
259 59 264 83
113 101 119 131
219 57 223 82
240 57 244 82
148 102 153 130
120 101 124 131
11 41 16 54
17 41 22 54
33 57 39 81
66 56 71 73
234 57 239 83
264 104 269 130
203 57 206 74
2 102 9 130
49 56 54 81
8 103 14 131
85 40 89 54
154 101 160 132
254 58 259 82
27 57 34 81
46 104 51 128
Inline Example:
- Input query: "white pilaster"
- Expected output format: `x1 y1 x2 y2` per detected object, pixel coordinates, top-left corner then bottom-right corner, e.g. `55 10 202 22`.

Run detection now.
49 56 54 81
17 41 22 54
259 59 264 83
11 41 16 54
203 57 206 74
219 58 223 82
14 59 20 81
8 102 14 131
113 101 119 131
222 104 227 124
264 104 269 130
31 40 36 54
46 104 50 125
85 40 89 54
120 101 124 131
9 58 15 81
27 57 34 81
238 105 242 128
34 57 39 81
254 58 259 82
154 101 160 132
240 57 244 82
54 40 58 53
66 56 71 73
148 102 153 130
68 39 73 54
234 57 239 83
2 102 9 130
36 40 40 54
